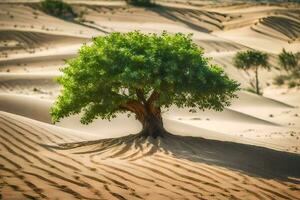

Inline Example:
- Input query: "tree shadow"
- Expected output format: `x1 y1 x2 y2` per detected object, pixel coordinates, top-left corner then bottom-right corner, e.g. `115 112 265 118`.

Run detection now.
163 134 300 184
54 132 300 184
146 6 211 33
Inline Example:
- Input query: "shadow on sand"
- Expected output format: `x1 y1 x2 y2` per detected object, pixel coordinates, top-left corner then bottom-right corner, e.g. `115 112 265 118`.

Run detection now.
145 6 213 33
163 134 300 184
55 132 300 184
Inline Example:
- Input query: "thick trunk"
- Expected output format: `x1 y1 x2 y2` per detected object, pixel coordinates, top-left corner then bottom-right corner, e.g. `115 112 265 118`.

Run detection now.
121 90 166 138
140 113 166 138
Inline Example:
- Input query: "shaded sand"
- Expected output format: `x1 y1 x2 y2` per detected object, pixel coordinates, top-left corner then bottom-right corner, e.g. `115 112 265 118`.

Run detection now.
1 111 300 200
0 74 59 99
0 4 99 37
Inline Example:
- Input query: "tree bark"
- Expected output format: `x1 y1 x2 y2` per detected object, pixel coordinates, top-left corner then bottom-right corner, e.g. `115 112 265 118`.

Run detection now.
120 90 166 138
138 94 166 138
139 112 165 138
255 67 260 95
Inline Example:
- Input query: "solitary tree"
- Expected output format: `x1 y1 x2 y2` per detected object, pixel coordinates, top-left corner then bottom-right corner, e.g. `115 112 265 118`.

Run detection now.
233 50 269 95
278 48 299 73
51 31 239 138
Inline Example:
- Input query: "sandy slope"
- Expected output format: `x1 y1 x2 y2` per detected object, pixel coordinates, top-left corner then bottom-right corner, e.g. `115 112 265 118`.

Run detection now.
1 111 300 200
0 73 60 99
1 1 300 199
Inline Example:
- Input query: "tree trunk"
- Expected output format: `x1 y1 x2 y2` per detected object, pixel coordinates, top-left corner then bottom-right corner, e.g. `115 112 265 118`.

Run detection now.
120 90 166 138
255 67 260 95
140 113 166 138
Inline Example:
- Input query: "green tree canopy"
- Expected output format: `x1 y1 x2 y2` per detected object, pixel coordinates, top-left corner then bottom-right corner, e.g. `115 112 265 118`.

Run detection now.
234 50 269 70
126 0 153 6
278 48 299 73
233 50 269 95
41 0 76 19
51 31 239 137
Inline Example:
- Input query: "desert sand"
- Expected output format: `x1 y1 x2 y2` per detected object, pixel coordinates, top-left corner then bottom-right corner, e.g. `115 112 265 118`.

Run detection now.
0 1 300 199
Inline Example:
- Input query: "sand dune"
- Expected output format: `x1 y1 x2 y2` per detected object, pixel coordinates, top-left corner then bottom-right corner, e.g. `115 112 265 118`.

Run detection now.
265 87 300 107
0 74 59 99
75 2 300 53
1 111 300 200
0 30 87 74
0 3 100 37
0 94 52 122
211 4 300 53
0 92 282 126
0 30 88 50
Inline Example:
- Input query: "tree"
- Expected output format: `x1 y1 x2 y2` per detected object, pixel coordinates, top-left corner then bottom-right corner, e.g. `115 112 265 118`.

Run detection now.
278 48 299 73
51 31 239 138
233 50 269 95
41 0 76 20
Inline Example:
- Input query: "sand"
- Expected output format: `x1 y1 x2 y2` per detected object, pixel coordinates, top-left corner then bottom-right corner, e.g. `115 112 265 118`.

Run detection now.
0 1 300 199
1 111 300 199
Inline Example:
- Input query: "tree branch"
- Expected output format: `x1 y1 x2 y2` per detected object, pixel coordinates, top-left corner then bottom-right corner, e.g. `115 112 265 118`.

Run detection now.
147 90 160 105
136 88 147 105
119 100 147 121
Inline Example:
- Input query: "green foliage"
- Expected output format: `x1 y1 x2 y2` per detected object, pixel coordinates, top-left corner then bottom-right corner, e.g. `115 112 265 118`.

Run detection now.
126 0 154 6
233 50 269 71
233 50 269 95
51 31 239 124
273 75 287 86
288 81 297 88
274 49 299 88
41 0 76 19
273 71 300 88
278 49 299 72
